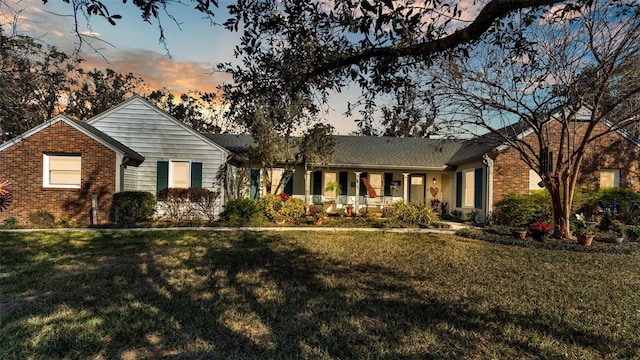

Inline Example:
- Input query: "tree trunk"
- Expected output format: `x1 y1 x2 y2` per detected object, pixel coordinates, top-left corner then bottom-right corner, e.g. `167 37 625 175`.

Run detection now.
547 180 572 238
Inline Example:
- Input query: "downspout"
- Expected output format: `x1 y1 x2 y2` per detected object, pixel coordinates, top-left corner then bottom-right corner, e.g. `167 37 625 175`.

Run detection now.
482 154 494 222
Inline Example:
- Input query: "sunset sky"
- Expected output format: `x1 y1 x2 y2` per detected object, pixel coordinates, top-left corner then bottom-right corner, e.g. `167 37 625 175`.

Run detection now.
1 0 362 133
1 0 487 135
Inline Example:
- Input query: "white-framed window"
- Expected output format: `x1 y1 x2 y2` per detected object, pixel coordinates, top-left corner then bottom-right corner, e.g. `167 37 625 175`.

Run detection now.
464 170 475 207
324 172 337 197
43 154 81 188
170 160 190 188
529 169 543 190
265 168 284 194
369 173 383 197
600 169 620 188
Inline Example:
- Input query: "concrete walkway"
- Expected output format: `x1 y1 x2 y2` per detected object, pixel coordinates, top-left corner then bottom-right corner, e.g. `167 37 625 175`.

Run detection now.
0 221 471 233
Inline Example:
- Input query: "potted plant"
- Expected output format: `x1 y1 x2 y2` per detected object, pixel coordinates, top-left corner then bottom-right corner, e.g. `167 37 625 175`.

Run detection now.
345 204 353 217
607 220 625 244
574 214 596 246
325 181 342 197
527 221 554 242
513 227 527 239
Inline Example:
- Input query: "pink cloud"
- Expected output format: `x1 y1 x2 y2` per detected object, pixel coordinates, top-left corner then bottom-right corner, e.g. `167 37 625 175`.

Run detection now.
80 49 231 96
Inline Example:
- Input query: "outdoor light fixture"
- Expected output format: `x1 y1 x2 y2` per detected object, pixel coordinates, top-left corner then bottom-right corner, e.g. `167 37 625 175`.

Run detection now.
432 177 436 184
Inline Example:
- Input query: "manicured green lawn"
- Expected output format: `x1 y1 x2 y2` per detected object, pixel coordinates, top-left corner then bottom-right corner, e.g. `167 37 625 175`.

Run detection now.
1 230 639 359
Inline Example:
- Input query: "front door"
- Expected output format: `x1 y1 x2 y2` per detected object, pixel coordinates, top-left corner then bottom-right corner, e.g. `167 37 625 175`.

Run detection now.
409 174 425 204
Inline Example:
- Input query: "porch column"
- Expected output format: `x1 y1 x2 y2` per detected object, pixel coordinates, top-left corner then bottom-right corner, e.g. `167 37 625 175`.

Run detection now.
354 172 362 214
304 170 311 207
483 154 494 222
402 173 410 203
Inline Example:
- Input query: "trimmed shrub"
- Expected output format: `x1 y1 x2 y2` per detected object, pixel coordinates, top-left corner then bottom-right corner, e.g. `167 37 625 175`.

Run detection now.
189 188 220 222
278 198 305 223
220 198 265 226
382 201 437 228
157 188 221 222
157 188 191 221
3 217 18 228
255 194 305 224
493 193 551 228
113 191 156 225
573 188 640 224
257 194 282 222
28 209 55 227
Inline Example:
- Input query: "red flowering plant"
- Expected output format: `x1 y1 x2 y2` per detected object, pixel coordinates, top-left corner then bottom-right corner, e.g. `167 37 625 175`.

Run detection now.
279 193 290 202
527 221 554 237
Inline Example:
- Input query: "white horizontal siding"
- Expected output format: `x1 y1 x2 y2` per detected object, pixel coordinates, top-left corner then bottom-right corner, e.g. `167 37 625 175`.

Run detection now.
123 166 138 191
90 98 227 214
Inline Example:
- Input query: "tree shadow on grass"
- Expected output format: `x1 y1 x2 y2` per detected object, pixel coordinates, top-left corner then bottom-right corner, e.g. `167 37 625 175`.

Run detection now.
1 230 638 359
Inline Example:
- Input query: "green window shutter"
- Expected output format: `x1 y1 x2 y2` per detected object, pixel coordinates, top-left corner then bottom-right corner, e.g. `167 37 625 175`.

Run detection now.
250 169 261 199
283 170 294 195
312 171 322 195
474 168 483 209
157 161 169 193
359 172 368 196
191 162 203 188
455 171 462 208
384 173 393 196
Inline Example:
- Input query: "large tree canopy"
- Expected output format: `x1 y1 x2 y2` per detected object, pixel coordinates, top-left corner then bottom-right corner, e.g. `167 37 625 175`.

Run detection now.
30 0 594 121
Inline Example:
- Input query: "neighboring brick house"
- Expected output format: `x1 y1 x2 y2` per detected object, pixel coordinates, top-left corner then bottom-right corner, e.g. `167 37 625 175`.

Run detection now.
449 111 640 221
0 115 144 225
491 121 640 202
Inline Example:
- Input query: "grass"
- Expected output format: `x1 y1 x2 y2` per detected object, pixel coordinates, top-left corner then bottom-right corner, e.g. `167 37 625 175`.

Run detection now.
1 230 639 359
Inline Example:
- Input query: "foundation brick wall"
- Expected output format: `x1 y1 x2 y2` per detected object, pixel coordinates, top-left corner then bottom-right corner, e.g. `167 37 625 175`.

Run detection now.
492 121 640 205
0 121 117 225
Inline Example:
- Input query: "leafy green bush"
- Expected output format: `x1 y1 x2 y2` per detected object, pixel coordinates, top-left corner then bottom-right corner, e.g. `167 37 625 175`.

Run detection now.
220 198 265 226
625 225 640 242
3 217 18 228
493 193 551 227
382 201 437 228
257 194 281 222
278 198 305 223
113 191 156 225
255 194 305 224
28 209 55 227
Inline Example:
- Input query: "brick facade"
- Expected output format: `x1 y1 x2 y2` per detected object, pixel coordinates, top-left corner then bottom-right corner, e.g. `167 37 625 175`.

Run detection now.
0 121 117 225
492 121 640 204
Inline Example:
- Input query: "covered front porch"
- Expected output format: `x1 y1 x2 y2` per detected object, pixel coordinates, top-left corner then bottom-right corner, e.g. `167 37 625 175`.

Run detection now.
300 168 452 215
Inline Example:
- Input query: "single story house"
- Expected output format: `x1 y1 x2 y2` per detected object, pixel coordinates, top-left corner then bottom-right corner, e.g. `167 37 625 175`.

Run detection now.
209 112 640 221
2 97 638 225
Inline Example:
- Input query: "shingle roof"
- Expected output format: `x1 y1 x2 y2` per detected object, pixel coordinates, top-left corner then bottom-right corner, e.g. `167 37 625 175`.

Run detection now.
330 135 463 170
447 122 532 165
206 133 465 170
204 134 255 157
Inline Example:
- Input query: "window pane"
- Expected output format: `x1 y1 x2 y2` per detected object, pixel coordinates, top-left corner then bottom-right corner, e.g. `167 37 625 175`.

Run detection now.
172 162 190 188
324 172 336 197
464 171 475 207
50 156 81 171
369 173 383 197
47 155 81 186
50 171 81 185
529 170 542 190
600 170 619 188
